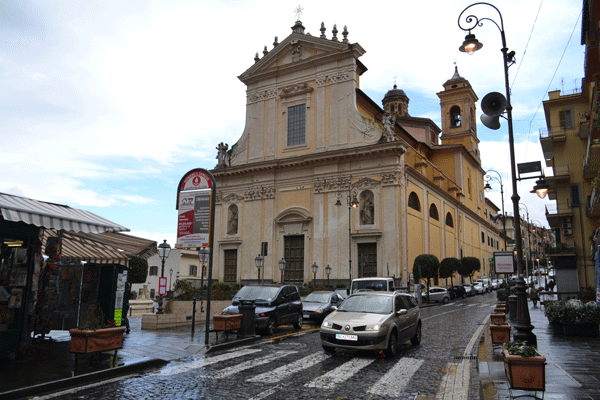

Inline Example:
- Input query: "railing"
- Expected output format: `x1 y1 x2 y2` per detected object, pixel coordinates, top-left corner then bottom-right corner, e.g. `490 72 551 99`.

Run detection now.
539 127 569 139
546 246 577 255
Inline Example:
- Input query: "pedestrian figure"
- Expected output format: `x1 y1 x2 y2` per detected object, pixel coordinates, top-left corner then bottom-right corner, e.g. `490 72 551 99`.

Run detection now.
530 285 540 307
123 282 131 333
548 279 556 292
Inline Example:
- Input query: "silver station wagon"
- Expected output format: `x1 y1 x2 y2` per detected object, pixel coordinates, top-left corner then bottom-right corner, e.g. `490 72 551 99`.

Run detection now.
320 291 421 356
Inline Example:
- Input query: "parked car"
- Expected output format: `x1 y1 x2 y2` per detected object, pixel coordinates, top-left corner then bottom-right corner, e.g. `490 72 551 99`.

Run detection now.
334 288 349 299
320 292 421 356
472 282 485 294
477 278 492 292
423 286 450 303
222 284 303 336
302 291 344 322
462 284 475 297
448 285 467 299
491 279 500 290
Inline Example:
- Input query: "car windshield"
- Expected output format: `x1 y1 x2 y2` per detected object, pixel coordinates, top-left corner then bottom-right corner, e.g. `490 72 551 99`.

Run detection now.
351 280 388 293
337 295 392 314
233 286 280 301
304 293 330 303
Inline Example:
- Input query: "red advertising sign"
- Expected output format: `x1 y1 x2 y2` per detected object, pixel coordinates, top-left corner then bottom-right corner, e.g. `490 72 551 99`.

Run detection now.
176 190 211 248
180 170 213 191
158 277 167 296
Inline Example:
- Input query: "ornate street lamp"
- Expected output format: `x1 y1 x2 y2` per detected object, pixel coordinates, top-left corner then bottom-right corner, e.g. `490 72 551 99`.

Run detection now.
255 255 264 285
169 268 173 292
278 258 286 284
458 2 536 345
157 239 171 315
325 264 332 287
484 170 507 250
311 262 319 291
336 181 359 288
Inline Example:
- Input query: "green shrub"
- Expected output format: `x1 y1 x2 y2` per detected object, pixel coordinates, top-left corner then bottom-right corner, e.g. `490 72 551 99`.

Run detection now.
503 340 537 357
212 282 232 300
496 289 508 302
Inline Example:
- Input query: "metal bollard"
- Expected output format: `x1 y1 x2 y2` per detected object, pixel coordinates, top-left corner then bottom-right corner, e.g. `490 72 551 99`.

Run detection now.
192 297 197 335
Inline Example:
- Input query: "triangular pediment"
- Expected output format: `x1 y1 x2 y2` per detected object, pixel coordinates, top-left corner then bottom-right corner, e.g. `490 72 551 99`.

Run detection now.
239 31 365 84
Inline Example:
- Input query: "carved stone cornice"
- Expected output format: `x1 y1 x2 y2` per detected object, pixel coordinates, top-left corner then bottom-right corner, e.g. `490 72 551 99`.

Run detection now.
280 82 314 98
313 176 351 193
381 172 400 186
222 193 244 204
244 185 276 201
355 177 380 190
247 88 277 105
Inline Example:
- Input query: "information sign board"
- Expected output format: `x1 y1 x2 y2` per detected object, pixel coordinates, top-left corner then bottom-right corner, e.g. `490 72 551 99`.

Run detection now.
158 277 167 296
494 251 515 274
176 190 211 248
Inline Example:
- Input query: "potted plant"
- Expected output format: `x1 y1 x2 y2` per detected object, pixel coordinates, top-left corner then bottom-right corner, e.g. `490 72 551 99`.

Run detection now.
69 304 126 355
544 299 600 337
490 313 506 324
490 321 511 344
503 340 546 392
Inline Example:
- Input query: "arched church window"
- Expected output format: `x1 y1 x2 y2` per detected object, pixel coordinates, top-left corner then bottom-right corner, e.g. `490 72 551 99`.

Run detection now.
360 190 374 225
445 212 454 227
408 192 421 212
450 106 461 127
227 205 238 235
390 104 395 113
429 204 439 220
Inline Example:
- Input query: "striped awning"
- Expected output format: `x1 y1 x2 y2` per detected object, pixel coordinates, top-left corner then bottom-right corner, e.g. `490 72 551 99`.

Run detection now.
40 230 157 265
1 192 157 264
0 192 129 234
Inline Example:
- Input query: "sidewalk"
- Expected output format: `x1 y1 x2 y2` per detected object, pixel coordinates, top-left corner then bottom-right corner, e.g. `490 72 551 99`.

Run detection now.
0 316 259 400
478 299 600 399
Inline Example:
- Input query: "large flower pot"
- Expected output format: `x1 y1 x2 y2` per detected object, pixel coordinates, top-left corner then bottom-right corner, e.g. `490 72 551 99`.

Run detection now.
503 348 546 392
494 306 507 314
69 326 126 354
490 313 506 324
562 322 600 337
490 323 511 344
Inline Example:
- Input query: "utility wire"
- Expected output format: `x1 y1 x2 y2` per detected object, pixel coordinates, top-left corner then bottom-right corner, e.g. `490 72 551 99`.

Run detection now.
510 0 544 90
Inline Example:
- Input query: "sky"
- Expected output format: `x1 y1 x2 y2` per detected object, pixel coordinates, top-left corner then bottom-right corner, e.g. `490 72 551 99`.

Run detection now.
0 0 585 246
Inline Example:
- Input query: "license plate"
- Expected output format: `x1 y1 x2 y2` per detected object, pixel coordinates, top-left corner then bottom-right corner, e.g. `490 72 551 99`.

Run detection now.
303 314 309 319
336 334 358 341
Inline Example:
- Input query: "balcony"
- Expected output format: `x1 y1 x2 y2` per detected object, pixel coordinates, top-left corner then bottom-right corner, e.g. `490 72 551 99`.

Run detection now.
588 185 600 217
545 204 573 229
583 134 600 179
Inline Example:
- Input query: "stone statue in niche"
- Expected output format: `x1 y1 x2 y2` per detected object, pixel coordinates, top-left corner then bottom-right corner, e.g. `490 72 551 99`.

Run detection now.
216 142 229 168
227 207 238 235
382 112 397 142
361 193 374 225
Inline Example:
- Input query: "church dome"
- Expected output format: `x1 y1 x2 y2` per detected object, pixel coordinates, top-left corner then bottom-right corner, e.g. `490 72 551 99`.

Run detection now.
383 84 409 103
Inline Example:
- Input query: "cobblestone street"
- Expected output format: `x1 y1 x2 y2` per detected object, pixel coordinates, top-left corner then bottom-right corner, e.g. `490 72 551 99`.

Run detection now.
35 294 497 400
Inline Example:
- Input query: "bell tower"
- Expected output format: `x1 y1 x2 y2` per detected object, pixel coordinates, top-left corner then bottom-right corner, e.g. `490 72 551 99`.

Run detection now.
437 66 480 162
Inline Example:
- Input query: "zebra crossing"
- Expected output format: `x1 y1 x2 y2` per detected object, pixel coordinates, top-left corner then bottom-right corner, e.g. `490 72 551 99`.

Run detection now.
155 345 427 397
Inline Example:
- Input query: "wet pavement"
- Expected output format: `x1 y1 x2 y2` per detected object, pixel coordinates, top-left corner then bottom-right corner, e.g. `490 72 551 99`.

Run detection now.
479 300 600 400
0 298 598 399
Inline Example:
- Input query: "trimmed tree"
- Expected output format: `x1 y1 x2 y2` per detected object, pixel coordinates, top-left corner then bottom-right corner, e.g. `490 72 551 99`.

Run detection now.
128 255 148 284
440 257 461 288
413 254 440 301
460 257 481 283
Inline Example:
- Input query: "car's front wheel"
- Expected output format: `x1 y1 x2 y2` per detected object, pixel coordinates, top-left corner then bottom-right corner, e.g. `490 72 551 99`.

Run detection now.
322 344 335 354
293 313 303 329
442 296 449 304
384 330 398 357
262 318 276 336
411 322 422 346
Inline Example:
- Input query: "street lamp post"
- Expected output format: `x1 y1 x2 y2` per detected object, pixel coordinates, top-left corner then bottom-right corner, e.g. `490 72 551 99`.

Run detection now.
311 262 319 291
199 248 209 312
255 255 264 285
169 268 173 292
520 203 531 282
325 264 332 288
335 181 359 288
278 258 286 284
458 2 536 345
484 169 507 250
157 240 171 315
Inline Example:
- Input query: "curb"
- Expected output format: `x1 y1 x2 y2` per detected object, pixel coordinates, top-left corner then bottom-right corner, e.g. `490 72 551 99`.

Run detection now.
0 358 168 400
206 336 262 353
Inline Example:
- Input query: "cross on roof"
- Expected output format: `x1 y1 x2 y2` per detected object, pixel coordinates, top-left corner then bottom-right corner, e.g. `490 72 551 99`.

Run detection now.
295 5 304 21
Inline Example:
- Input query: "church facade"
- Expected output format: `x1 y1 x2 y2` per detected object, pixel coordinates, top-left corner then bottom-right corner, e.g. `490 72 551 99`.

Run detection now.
208 20 504 287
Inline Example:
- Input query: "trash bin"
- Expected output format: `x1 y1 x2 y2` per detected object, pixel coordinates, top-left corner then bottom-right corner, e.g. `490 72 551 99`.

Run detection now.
238 300 256 337
508 295 517 320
